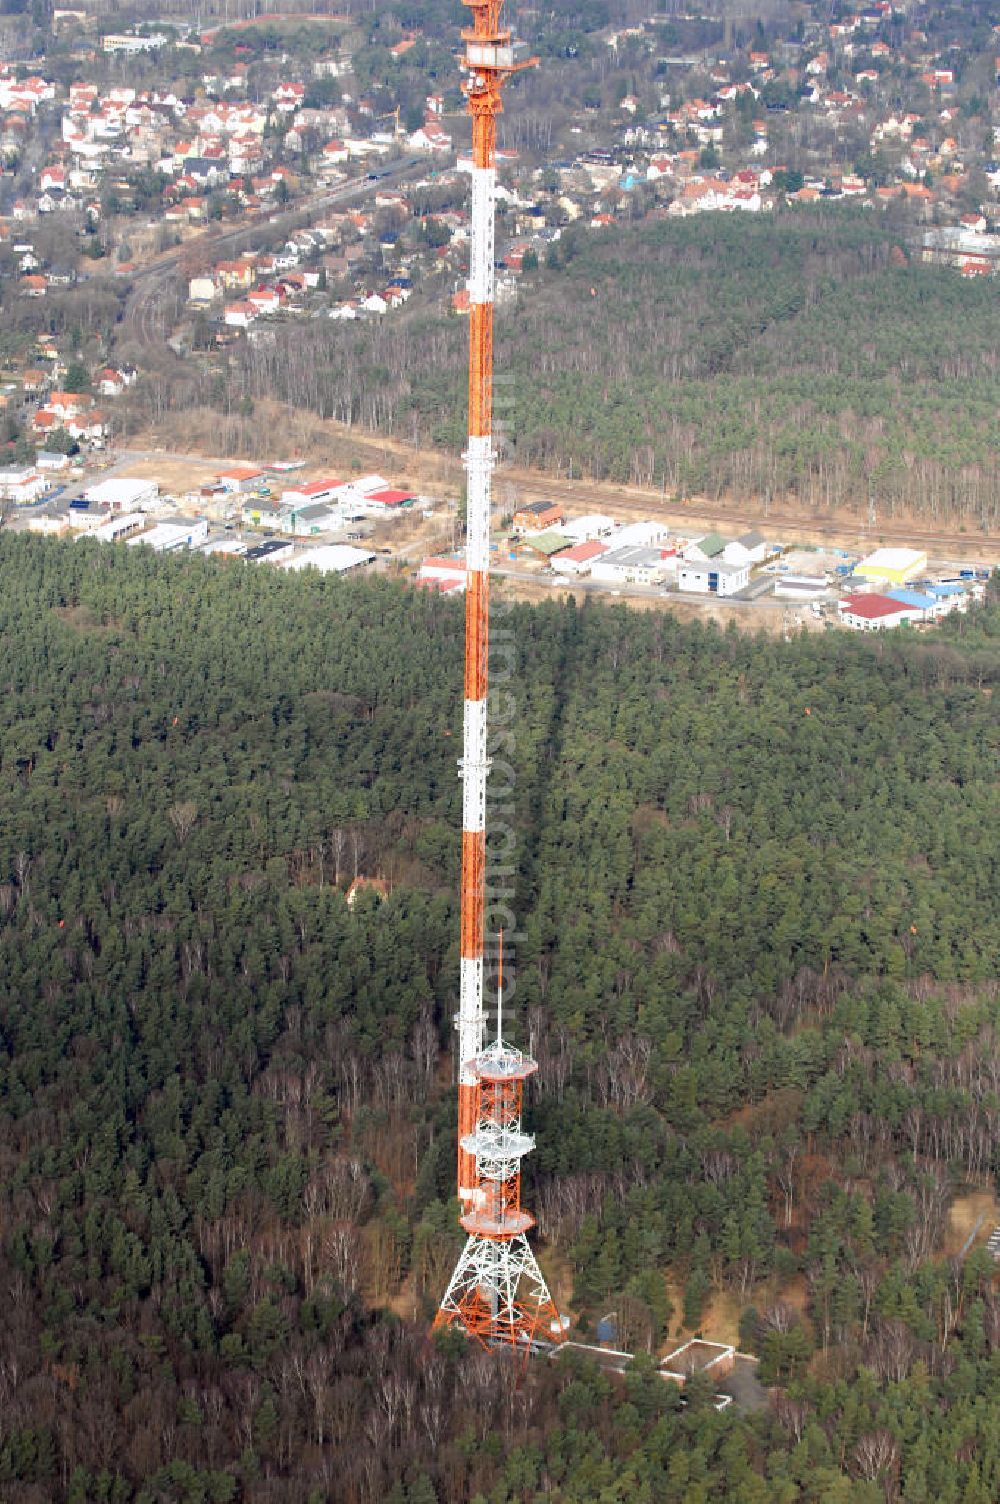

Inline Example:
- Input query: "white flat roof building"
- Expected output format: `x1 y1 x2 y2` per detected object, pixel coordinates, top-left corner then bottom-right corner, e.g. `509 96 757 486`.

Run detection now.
590 545 674 586
0 467 46 502
36 450 70 471
86 477 159 512
774 574 829 598
200 538 248 557
89 512 146 543
281 544 375 574
610 520 669 549
102 32 168 53
559 513 617 542
128 517 208 552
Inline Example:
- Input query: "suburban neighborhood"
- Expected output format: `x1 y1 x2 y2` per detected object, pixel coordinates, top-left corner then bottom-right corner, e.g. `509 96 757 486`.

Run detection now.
0 0 995 624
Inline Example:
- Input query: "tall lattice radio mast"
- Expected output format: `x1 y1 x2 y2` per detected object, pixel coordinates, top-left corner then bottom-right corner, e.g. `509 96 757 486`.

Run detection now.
434 0 560 1350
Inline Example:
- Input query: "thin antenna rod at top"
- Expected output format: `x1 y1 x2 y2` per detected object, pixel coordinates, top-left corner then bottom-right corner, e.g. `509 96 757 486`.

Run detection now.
497 929 503 1043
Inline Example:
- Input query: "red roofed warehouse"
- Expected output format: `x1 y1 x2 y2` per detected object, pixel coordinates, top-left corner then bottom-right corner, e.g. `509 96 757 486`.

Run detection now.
839 593 912 630
551 538 609 576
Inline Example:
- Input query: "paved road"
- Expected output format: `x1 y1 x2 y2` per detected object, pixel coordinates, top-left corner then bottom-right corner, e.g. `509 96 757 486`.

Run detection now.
716 1355 770 1414
490 564 790 611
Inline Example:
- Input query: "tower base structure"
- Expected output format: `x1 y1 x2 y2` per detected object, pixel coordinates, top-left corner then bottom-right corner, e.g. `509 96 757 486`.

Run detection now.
436 1037 561 1349
437 1229 560 1350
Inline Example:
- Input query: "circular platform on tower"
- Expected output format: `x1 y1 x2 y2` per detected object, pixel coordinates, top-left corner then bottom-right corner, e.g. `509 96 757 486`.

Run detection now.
460 1208 535 1237
467 1040 538 1082
461 1127 534 1160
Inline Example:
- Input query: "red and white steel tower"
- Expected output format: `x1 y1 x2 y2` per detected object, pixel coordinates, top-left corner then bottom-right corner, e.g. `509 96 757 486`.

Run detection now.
437 944 560 1346
435 0 560 1348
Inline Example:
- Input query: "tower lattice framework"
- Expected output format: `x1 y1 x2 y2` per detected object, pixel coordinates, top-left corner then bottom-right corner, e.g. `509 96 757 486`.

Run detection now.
437 1032 560 1347
436 0 559 1349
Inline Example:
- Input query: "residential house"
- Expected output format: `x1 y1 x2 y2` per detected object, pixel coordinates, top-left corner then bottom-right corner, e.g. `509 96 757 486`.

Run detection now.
247 288 282 316
215 259 256 291
47 391 92 419
409 125 452 153
96 365 136 397
223 301 256 328
346 875 390 907
66 409 106 445
273 82 305 113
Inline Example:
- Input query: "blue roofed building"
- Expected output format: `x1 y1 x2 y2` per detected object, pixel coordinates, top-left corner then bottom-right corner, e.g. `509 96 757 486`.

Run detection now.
884 588 938 621
926 581 970 616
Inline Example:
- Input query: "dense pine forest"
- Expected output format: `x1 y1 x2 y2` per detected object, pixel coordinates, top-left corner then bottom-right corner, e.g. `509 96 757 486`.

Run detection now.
227 208 1000 526
2 536 1000 1501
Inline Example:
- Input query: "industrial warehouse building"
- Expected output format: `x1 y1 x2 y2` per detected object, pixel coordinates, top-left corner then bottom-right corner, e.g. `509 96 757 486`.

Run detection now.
280 477 343 509
86 477 159 512
724 530 769 566
677 558 749 596
88 513 145 544
559 514 616 542
525 530 571 559
551 538 610 576
855 547 927 586
280 544 375 575
244 539 295 565
279 500 347 536
775 573 829 600
926 581 970 614
216 465 267 494
839 593 917 630
613 521 669 549
591 545 675 587
127 517 208 552
0 467 47 503
883 587 938 620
